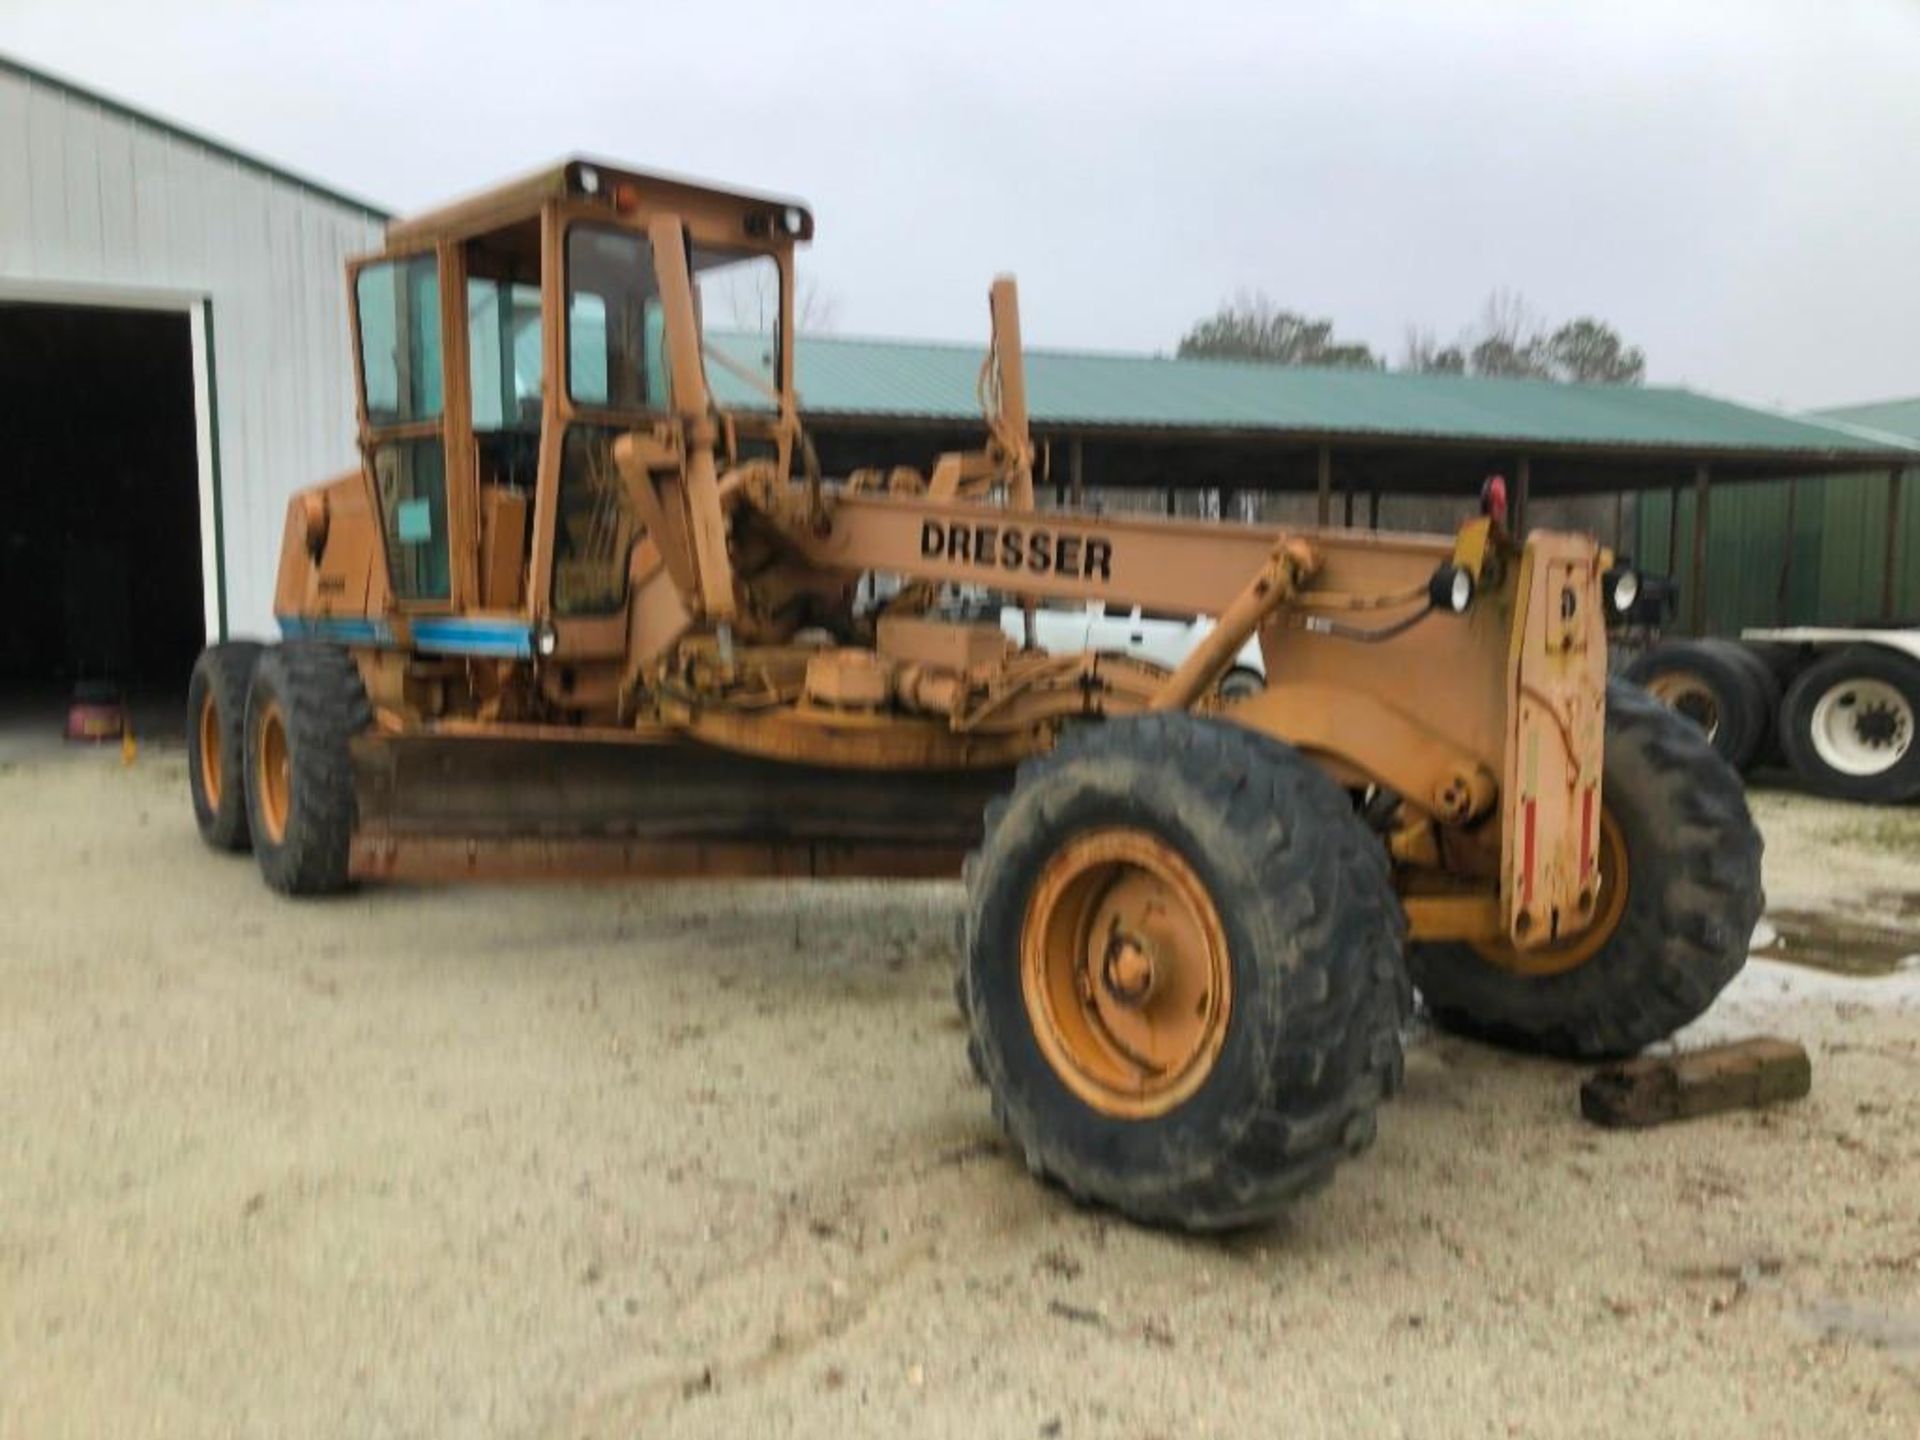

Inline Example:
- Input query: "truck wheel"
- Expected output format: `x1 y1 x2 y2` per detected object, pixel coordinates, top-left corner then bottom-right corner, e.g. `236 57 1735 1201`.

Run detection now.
186 642 265 851
1778 646 1920 804
244 643 371 895
959 714 1409 1231
1622 639 1769 772
1409 682 1762 1059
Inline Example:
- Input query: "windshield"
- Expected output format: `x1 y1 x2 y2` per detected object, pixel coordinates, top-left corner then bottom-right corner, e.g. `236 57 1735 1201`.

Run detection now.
694 245 781 412
563 222 782 414
566 224 663 410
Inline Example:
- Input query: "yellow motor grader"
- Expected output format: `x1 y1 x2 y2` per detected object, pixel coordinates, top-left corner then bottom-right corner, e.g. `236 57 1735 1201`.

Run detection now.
186 160 1761 1229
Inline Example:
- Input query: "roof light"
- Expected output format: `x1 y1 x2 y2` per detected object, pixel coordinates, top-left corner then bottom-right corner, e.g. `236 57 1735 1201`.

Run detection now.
577 165 601 196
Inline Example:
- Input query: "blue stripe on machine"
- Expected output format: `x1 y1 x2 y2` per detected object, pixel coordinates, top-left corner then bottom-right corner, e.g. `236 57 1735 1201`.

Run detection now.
277 614 532 657
277 615 392 645
411 618 534 658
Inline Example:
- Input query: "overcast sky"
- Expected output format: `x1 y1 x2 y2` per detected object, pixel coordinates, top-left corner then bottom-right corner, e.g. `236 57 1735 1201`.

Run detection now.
6 0 1917 410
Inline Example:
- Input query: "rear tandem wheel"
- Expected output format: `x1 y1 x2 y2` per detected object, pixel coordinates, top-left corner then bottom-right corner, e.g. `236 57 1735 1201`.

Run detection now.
244 642 372 896
187 641 265 851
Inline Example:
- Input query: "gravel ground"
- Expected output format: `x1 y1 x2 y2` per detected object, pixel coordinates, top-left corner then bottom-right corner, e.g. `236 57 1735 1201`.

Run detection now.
2 738 1917 1438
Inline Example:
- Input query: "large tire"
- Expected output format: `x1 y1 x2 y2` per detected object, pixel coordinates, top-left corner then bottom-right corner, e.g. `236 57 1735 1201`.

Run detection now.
244 643 371 896
1777 645 1920 804
1409 681 1762 1059
186 641 264 851
1622 639 1769 772
1705 639 1782 765
959 714 1409 1231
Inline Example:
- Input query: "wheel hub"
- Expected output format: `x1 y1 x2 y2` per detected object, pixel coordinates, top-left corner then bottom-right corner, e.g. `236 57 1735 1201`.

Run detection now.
1022 828 1233 1119
1099 929 1160 1007
1810 678 1914 777
197 693 223 811
1856 702 1901 749
1473 809 1630 977
1643 673 1720 740
255 700 292 845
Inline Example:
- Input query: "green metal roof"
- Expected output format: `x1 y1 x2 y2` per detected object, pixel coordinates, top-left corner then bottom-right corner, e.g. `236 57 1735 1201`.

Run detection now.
711 332 1919 463
1812 396 1920 445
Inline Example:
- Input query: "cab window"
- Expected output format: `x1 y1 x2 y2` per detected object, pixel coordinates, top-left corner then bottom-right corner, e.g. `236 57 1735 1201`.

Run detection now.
566 225 666 410
468 277 542 433
356 255 450 602
356 256 442 425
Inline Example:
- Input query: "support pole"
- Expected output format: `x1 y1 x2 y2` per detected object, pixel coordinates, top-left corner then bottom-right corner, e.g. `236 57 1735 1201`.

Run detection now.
1666 482 1682 584
1367 489 1380 531
1514 456 1531 536
1885 467 1906 620
1776 476 1799 625
1069 436 1085 507
1690 462 1711 636
1315 444 1332 526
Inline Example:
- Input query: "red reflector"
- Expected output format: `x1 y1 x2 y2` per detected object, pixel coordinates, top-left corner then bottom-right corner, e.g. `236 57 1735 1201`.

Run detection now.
1521 797 1537 907
1580 785 1596 875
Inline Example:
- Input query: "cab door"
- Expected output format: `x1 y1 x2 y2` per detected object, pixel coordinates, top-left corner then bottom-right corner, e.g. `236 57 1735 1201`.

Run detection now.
351 252 457 609
526 213 671 661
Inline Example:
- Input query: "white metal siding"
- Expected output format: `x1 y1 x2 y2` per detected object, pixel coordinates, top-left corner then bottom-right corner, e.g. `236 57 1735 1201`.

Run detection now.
0 65 384 641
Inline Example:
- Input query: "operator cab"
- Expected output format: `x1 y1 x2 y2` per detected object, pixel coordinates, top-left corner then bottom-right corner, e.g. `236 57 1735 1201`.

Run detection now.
342 159 811 649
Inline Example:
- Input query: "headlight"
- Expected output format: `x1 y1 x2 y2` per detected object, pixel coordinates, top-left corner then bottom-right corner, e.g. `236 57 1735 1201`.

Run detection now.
535 621 559 657
1428 563 1475 615
1605 566 1640 616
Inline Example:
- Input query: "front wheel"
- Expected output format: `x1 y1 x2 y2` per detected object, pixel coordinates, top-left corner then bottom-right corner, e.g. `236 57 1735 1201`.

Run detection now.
960 714 1409 1231
1409 681 1762 1059
244 643 371 895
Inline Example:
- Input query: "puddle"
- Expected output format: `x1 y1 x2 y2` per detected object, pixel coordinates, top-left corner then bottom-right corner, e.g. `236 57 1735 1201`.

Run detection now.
1866 888 1920 922
1750 909 1920 979
1796 1298 1920 1368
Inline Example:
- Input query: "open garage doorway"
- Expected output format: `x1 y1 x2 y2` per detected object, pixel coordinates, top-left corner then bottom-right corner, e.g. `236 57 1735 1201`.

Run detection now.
0 301 209 731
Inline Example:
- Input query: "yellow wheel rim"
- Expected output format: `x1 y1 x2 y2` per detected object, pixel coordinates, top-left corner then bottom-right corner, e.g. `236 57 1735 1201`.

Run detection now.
1474 810 1630 977
256 700 291 845
197 691 223 812
1021 828 1233 1119
1643 673 1720 742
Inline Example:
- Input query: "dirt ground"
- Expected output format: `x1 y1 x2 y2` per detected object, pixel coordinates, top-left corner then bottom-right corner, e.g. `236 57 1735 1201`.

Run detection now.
3 738 1917 1439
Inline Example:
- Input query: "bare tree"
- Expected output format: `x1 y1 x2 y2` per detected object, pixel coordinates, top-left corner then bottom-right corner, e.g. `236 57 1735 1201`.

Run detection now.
1467 289 1553 379
1401 326 1467 375
796 279 840 335
714 265 840 336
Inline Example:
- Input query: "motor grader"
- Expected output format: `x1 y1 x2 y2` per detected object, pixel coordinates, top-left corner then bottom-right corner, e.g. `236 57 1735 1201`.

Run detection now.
186 160 1762 1230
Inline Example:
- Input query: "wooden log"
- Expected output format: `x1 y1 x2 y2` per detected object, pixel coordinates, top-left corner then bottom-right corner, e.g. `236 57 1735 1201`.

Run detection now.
1580 1037 1811 1129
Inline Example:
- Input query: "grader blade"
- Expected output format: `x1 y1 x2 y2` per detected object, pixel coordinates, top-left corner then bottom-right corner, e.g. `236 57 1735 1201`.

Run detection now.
348 733 1010 882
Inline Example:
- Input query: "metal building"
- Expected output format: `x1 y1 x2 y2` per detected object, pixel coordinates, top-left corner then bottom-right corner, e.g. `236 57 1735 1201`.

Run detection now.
0 52 385 700
1637 398 1919 632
